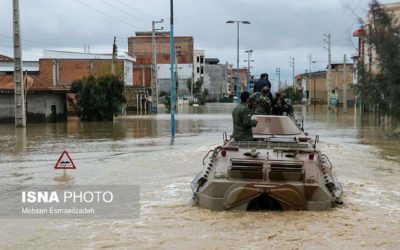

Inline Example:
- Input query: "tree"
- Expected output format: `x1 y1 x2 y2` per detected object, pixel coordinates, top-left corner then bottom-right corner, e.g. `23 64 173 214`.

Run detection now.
359 0 400 119
71 75 126 121
188 78 208 105
282 86 301 103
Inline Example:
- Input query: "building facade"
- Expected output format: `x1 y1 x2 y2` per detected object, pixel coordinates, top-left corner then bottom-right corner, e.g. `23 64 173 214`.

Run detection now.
355 2 400 74
128 32 194 97
40 50 135 86
0 73 68 123
193 50 205 83
231 68 249 95
299 63 355 105
203 58 229 102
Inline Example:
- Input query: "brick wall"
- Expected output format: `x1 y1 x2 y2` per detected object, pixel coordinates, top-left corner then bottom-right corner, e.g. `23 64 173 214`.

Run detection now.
128 36 194 64
39 59 124 85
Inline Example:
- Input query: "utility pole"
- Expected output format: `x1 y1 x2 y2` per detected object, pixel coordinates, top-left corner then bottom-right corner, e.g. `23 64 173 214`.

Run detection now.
169 0 175 140
175 45 181 106
13 0 26 127
151 19 164 113
111 36 117 75
275 67 281 91
343 54 348 113
244 49 253 92
309 53 312 91
324 33 332 106
289 57 295 86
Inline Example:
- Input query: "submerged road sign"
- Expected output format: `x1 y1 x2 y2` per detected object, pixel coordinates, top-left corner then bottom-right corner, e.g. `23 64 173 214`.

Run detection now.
54 150 76 169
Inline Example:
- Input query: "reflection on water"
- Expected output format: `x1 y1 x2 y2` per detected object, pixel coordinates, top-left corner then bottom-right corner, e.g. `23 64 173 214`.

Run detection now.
0 103 399 249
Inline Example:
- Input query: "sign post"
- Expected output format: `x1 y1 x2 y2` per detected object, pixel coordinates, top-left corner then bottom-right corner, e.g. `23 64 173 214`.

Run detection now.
54 150 76 176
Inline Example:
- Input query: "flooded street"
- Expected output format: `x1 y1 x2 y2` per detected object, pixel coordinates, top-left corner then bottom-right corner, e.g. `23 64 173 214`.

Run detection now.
1 103 399 249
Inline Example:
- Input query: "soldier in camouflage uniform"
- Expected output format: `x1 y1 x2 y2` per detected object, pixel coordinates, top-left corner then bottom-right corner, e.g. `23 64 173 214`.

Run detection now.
232 91 258 141
251 86 272 115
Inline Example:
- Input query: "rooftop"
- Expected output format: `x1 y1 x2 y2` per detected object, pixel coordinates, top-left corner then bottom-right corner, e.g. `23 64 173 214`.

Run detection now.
0 74 69 93
0 54 13 62
42 50 136 61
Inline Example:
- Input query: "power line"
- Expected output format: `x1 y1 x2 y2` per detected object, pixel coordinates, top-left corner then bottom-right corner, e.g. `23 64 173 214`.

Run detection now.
98 0 150 25
114 0 158 19
72 0 140 29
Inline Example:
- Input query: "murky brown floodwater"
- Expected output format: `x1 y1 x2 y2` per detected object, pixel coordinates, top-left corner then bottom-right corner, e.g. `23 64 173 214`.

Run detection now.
0 104 399 249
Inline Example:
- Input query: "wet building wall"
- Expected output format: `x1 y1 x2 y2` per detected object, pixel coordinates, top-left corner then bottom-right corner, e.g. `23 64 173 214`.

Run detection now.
0 92 67 123
204 64 228 102
157 79 190 97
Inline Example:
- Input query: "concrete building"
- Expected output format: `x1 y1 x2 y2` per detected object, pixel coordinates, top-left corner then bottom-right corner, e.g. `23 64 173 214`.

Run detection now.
203 58 229 102
40 50 135 86
193 50 205 83
298 63 355 105
355 2 400 74
0 53 69 122
231 68 249 95
128 32 194 97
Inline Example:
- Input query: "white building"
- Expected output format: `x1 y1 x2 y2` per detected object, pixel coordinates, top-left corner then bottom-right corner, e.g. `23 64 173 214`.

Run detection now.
193 50 205 82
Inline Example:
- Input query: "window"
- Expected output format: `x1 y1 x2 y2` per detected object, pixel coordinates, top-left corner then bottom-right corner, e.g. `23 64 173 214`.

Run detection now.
200 56 204 64
197 67 200 73
197 56 200 63
200 66 204 74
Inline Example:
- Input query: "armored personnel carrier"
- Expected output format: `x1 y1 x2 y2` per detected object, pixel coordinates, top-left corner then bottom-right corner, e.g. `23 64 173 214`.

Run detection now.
191 115 343 211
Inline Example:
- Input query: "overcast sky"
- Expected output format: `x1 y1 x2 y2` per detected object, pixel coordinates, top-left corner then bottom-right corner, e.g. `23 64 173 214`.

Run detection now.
0 0 398 84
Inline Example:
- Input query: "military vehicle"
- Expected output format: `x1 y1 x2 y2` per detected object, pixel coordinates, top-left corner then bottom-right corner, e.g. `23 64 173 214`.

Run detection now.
191 115 343 211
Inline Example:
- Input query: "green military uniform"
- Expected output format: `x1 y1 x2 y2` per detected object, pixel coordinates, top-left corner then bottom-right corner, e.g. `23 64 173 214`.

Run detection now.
250 92 271 115
232 103 257 141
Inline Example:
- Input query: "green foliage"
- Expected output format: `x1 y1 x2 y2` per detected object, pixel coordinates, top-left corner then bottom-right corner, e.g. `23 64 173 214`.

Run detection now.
159 91 171 111
189 79 208 105
71 75 126 121
359 0 400 118
282 86 301 102
186 79 192 94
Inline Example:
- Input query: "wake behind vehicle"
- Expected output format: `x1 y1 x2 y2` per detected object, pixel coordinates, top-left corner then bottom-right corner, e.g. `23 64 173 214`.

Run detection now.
191 115 343 211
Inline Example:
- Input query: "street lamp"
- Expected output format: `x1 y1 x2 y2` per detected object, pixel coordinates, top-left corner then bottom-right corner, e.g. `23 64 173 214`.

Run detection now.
244 49 254 92
226 20 251 103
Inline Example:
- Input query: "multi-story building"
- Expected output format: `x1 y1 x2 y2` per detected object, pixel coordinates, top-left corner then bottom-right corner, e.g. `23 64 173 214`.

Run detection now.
231 68 249 95
298 63 354 105
203 58 229 102
193 50 205 83
128 32 194 97
354 2 400 73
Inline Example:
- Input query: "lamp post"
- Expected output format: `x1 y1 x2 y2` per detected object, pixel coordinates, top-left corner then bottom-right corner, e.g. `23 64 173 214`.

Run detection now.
276 68 281 91
170 0 175 141
226 20 251 103
244 49 254 92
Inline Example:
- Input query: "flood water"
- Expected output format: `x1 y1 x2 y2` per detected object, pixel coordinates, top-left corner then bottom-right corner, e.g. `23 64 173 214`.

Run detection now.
0 104 399 249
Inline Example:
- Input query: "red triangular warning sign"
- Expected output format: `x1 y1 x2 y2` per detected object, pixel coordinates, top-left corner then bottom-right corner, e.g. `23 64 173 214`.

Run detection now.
54 150 76 169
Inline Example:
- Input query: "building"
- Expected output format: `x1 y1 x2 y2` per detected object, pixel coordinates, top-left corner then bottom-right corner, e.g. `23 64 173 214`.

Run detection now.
231 68 249 95
0 55 69 123
298 63 355 105
128 32 194 97
355 2 400 73
193 50 205 83
0 48 139 123
203 58 229 102
40 50 135 86
0 54 13 62
301 71 327 104
39 50 139 113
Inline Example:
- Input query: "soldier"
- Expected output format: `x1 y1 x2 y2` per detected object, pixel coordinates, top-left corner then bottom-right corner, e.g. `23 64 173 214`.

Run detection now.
251 86 272 115
254 73 272 93
232 91 258 141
